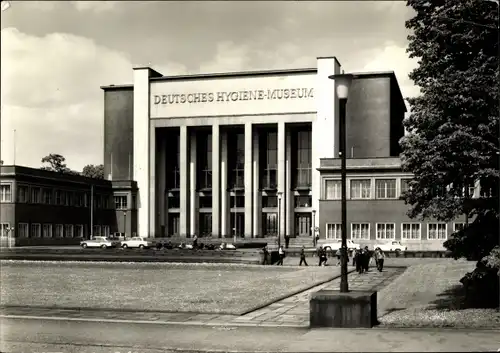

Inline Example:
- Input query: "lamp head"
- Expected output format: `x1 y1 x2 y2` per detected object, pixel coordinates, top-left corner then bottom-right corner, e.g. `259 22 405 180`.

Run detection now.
312 210 316 215
328 73 354 100
277 192 283 200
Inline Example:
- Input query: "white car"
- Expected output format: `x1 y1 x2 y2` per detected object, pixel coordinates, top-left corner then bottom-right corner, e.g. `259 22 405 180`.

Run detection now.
121 237 152 249
376 241 407 253
322 239 361 251
80 236 118 249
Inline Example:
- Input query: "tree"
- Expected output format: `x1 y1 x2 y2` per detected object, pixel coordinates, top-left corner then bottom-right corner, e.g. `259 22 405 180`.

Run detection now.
40 154 79 175
82 164 104 179
400 0 499 260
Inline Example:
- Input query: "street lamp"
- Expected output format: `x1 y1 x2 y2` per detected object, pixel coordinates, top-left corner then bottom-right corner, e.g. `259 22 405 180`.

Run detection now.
233 192 237 243
277 192 283 247
312 209 316 247
329 73 354 293
123 211 127 240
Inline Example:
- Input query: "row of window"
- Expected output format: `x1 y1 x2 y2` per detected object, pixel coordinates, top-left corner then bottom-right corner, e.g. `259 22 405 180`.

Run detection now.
325 222 467 241
0 223 111 238
324 178 478 200
0 184 132 210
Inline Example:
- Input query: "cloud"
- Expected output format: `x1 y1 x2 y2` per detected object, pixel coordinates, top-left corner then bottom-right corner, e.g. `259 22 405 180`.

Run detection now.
72 1 116 13
0 28 134 170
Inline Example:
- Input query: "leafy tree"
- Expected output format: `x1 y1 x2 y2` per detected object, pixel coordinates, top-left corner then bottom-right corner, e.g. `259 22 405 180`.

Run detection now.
82 164 104 179
401 0 499 260
40 154 79 175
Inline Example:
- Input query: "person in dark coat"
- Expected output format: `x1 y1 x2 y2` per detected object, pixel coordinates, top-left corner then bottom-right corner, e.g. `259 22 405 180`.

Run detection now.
262 246 270 265
284 234 290 249
362 246 371 272
317 246 326 266
355 249 364 273
299 246 308 266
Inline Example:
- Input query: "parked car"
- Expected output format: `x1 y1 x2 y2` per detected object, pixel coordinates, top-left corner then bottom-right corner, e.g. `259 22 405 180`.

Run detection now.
121 237 152 249
322 239 361 251
376 241 407 253
80 236 119 249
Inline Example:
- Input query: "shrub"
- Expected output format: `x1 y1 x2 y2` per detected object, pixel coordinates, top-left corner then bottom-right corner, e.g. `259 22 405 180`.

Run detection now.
460 246 500 308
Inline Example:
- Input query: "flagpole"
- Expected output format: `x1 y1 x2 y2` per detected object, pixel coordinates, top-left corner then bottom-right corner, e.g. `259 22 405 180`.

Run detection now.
13 129 16 165
90 184 94 239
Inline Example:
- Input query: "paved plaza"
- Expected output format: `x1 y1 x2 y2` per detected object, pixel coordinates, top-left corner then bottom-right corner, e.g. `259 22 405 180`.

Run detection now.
0 266 405 327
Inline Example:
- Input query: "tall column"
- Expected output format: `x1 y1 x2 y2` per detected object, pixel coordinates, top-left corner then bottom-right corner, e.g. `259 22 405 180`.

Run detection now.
157 133 167 237
220 130 229 237
312 57 341 231
244 123 253 237
189 131 198 237
133 67 161 238
278 121 286 236
285 127 294 237
252 129 261 238
149 127 156 236
180 125 189 237
212 124 220 237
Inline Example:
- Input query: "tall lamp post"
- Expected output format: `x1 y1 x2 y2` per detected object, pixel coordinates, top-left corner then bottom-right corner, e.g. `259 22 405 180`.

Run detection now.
233 193 237 243
329 73 353 293
312 209 316 247
123 211 127 240
277 192 283 247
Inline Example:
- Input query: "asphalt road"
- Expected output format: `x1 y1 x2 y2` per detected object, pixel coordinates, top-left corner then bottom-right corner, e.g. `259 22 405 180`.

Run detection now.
1 316 499 352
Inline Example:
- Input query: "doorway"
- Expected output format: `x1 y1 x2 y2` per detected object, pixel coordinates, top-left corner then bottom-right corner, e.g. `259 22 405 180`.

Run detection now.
295 214 312 237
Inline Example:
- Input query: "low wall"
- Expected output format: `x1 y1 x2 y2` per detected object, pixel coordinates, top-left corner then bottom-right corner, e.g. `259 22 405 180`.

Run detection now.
0 237 84 247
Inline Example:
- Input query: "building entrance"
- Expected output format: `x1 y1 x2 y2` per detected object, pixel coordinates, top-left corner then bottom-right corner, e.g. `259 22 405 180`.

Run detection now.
295 214 311 237
229 213 244 238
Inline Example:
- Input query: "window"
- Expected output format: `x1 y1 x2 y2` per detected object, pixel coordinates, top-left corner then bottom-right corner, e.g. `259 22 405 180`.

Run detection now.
262 196 278 208
75 224 84 238
102 225 110 237
295 195 312 208
0 223 9 237
294 130 312 188
375 179 396 199
30 223 41 238
95 195 102 209
42 224 52 238
230 195 245 208
325 180 341 200
351 223 370 240
0 184 12 202
114 195 128 210
93 225 102 237
199 195 213 208
30 187 41 203
402 223 421 240
55 224 63 238
326 223 341 239
376 223 395 240
54 190 62 205
198 132 213 190
350 179 371 199
18 223 28 238
199 213 212 236
42 188 52 204
428 223 447 240
17 185 29 203
60 191 67 206
229 132 245 189
263 213 278 236
167 195 180 209
75 192 83 207
400 178 412 197
453 223 466 232
65 224 74 238
261 131 278 190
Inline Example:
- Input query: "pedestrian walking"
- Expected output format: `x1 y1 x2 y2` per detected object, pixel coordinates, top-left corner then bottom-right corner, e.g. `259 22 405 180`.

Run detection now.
192 234 198 249
374 247 385 272
356 249 364 273
262 246 270 265
277 245 285 265
317 246 325 266
299 246 308 266
335 249 341 266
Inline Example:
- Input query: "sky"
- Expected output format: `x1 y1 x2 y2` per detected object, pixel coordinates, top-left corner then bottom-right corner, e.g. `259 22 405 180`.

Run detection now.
0 0 419 171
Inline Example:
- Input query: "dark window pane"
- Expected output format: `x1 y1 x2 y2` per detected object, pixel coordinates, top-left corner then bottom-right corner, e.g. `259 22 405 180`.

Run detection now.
262 196 278 208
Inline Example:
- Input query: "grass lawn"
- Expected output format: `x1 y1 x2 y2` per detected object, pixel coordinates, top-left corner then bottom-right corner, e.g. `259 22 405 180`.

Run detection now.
378 259 500 329
0 261 337 315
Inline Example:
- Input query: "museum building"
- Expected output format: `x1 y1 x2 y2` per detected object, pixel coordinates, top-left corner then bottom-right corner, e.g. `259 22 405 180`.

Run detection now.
102 56 410 240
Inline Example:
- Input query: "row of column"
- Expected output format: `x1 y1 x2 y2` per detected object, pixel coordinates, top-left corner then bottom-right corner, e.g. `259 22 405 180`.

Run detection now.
162 123 295 238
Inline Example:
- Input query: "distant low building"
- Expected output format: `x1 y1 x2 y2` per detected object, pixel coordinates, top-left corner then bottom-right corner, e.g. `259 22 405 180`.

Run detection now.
0 165 137 245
